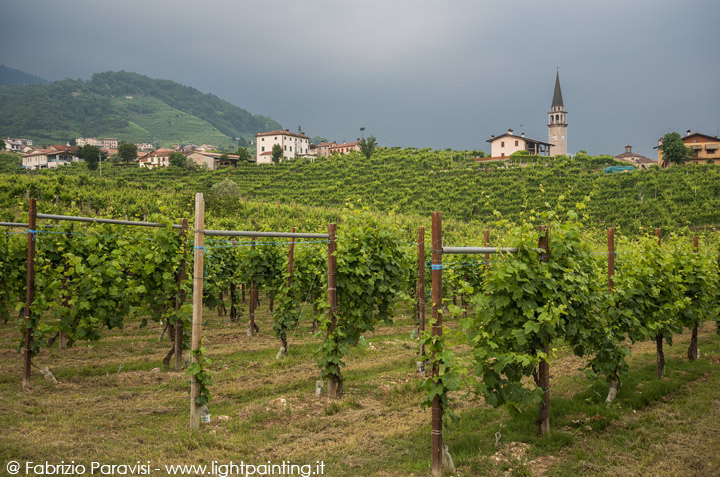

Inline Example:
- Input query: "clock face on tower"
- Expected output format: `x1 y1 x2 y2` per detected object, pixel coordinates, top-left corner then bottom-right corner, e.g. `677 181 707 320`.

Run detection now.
552 135 557 141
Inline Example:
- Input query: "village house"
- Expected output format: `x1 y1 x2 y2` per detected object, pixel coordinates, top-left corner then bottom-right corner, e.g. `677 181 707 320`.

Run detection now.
76 137 118 149
21 145 80 170
656 130 720 166
312 142 335 158
486 129 552 158
255 129 310 163
196 144 218 152
138 148 175 169
614 145 657 169
186 151 244 170
136 143 155 152
181 144 200 153
4 138 34 153
329 140 361 156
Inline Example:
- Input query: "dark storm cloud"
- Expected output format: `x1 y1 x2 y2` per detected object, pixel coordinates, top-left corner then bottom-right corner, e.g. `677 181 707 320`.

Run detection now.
1 0 718 158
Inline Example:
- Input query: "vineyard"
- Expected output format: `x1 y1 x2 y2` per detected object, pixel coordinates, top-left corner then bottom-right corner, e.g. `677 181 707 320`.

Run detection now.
3 148 720 234
1 152 720 476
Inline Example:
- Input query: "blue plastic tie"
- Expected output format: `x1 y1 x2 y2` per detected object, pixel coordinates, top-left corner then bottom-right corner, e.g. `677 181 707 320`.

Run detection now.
431 264 443 270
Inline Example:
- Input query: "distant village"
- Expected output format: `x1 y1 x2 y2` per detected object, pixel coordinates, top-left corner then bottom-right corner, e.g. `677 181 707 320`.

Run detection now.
7 130 365 171
5 74 720 171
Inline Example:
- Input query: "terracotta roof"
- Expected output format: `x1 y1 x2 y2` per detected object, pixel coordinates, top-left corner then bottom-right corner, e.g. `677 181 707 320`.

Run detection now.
330 142 358 148
147 148 176 157
683 132 720 142
22 148 76 158
201 152 240 159
486 133 552 146
256 129 308 139
634 157 657 164
22 149 52 157
48 145 78 152
615 152 651 160
259 151 273 156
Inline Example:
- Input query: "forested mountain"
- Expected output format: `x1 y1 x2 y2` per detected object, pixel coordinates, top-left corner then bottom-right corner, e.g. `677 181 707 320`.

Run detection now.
0 65 48 85
0 70 281 147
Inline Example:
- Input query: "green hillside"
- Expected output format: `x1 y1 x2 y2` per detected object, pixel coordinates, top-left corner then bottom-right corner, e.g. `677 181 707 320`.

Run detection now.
0 70 281 148
0 65 48 85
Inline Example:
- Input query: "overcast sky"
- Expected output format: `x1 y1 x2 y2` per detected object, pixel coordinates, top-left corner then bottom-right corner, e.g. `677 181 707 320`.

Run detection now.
2 0 719 157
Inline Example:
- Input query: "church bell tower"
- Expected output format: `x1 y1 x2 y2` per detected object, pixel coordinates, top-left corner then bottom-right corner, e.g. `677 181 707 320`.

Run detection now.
548 71 567 156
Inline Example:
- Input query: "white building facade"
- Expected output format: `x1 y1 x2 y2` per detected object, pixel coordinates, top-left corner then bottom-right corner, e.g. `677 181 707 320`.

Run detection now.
255 129 310 163
486 129 552 158
22 147 80 170
139 148 174 169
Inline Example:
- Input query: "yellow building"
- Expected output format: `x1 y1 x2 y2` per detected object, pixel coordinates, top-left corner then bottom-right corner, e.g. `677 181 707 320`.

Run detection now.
657 130 720 166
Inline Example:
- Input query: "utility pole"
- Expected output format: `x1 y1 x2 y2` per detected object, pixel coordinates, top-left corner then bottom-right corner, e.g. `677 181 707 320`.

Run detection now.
360 127 365 140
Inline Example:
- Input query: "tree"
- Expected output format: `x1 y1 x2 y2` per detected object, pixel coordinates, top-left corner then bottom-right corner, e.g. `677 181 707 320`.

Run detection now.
169 151 187 168
117 143 137 163
271 144 283 164
207 178 241 212
311 136 329 145
0 139 5 150
661 132 690 165
235 147 250 162
358 135 377 159
76 145 104 171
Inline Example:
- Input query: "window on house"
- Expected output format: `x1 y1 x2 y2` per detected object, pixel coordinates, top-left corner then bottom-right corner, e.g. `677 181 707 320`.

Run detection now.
501 153 505 157
284 145 287 150
261 146 265 152
515 140 519 146
501 141 505 147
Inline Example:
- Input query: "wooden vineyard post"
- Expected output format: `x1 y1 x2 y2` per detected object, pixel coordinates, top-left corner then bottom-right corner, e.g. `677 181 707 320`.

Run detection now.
326 223 340 398
608 228 615 290
281 227 296 355
174 218 188 371
417 226 425 360
190 193 205 429
23 198 37 389
655 227 664 378
249 237 258 336
229 241 238 323
537 225 550 436
688 236 699 361
430 212 443 477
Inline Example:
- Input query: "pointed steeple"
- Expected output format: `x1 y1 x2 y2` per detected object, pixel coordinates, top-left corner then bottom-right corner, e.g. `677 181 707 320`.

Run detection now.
552 71 564 108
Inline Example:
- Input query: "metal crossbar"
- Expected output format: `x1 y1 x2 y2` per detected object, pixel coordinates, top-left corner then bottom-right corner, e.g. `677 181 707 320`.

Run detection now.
442 246 519 254
0 222 29 228
203 229 329 239
36 213 183 229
